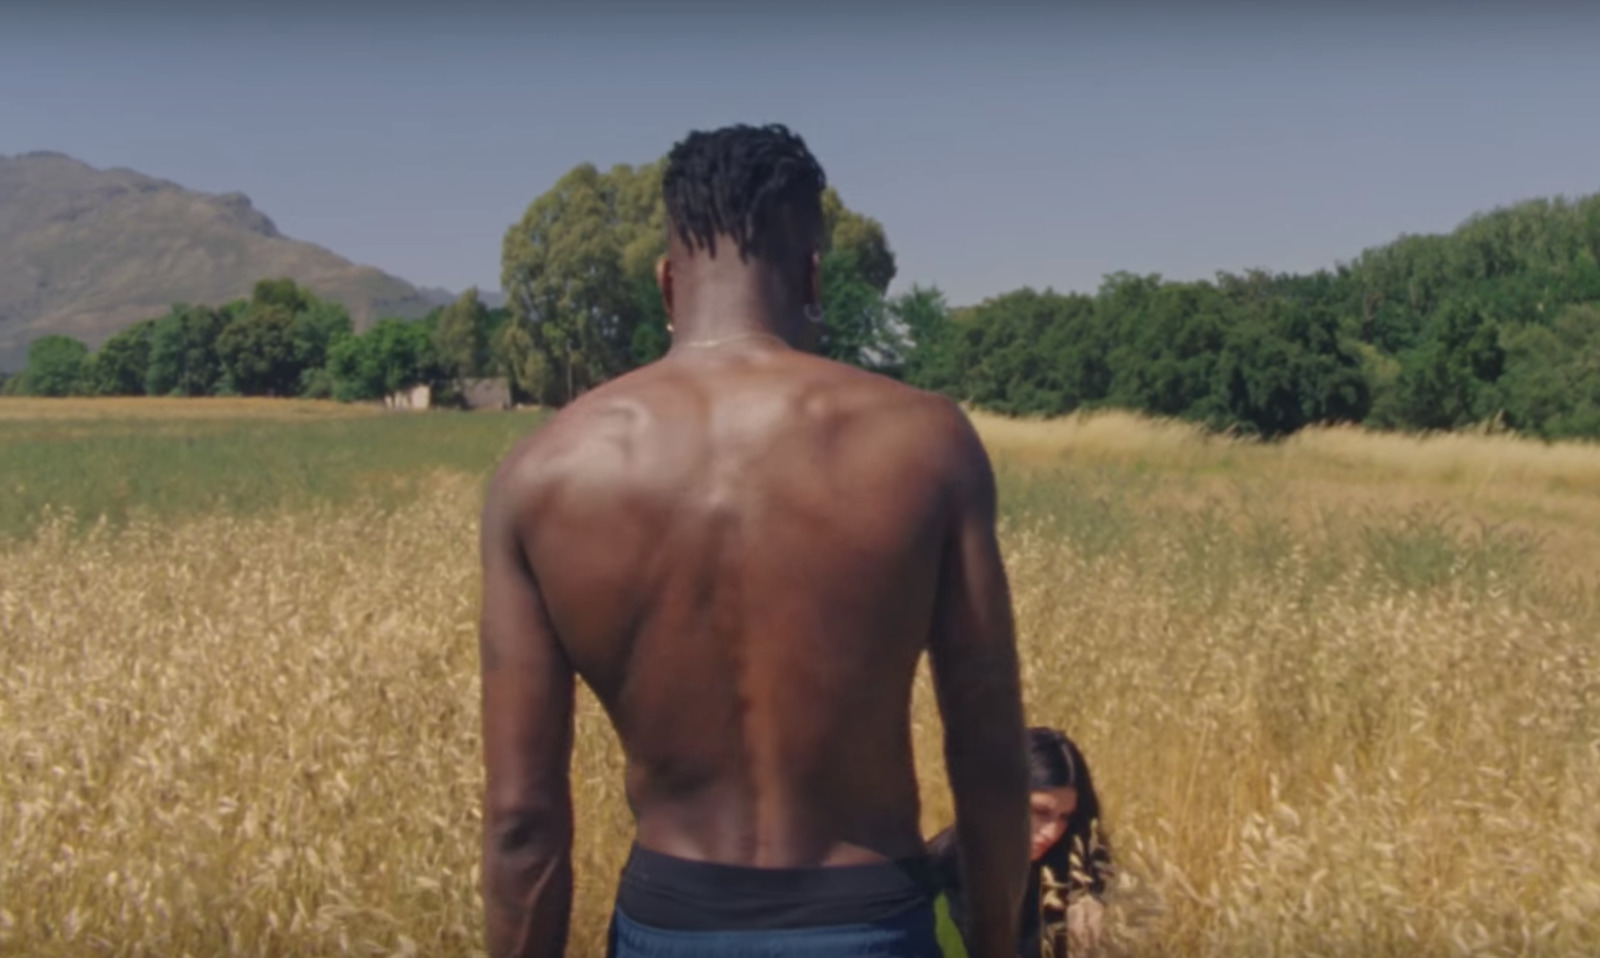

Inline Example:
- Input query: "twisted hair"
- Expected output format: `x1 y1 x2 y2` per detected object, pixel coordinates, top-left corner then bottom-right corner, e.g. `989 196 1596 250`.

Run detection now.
661 123 826 263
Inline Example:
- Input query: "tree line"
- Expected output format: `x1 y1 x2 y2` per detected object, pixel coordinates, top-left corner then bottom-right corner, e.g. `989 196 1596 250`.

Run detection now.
8 160 1600 441
0 279 510 407
898 194 1600 440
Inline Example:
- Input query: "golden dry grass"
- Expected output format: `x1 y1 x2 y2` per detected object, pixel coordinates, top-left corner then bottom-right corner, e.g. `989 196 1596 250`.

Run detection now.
3 410 1599 956
968 407 1600 481
971 407 1600 495
973 408 1600 590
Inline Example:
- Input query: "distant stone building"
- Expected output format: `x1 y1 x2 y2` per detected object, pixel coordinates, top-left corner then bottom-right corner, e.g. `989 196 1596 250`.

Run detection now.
382 378 510 412
384 383 431 411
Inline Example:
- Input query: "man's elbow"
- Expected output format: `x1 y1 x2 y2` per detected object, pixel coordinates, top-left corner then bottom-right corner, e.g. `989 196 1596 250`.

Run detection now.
481 799 574 958
484 797 574 863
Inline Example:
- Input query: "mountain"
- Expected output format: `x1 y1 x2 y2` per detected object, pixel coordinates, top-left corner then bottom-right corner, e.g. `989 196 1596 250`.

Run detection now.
0 151 458 369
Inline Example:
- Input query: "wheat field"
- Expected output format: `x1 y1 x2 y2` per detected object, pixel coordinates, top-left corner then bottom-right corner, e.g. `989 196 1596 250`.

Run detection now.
2 401 1598 956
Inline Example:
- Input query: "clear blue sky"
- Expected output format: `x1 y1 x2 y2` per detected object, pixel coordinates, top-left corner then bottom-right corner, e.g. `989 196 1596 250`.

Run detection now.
4 2 1598 307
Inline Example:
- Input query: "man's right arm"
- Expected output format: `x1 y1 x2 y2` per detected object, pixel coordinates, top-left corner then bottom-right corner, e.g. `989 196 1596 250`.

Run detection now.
925 406 1031 958
479 450 575 958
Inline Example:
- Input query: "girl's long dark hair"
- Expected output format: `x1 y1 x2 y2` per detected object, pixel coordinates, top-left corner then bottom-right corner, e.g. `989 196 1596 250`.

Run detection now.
1027 727 1111 896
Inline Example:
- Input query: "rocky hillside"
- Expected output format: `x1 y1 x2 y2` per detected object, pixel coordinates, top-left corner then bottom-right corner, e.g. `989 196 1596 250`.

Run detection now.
0 151 450 368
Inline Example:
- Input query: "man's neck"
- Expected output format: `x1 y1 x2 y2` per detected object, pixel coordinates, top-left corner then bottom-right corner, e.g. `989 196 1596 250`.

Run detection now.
667 252 802 349
669 331 790 358
669 297 797 351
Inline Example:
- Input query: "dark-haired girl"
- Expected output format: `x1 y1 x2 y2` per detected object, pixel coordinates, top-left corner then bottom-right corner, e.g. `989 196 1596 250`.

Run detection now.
928 728 1112 957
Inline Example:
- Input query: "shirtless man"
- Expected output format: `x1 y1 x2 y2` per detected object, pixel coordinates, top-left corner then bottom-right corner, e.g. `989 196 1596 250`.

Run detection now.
478 123 1031 958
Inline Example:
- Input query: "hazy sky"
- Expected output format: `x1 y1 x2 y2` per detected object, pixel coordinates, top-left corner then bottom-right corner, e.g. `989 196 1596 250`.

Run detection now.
4 1 1598 306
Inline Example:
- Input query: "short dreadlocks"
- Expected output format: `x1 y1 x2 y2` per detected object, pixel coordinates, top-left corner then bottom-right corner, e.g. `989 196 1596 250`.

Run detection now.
661 123 827 264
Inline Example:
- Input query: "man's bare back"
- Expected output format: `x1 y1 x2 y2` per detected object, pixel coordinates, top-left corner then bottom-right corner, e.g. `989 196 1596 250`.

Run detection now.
477 124 1029 958
489 344 972 865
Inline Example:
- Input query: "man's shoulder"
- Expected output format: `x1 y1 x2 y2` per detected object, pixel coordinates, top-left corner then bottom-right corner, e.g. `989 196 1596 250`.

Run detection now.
486 374 660 514
860 382 989 484
809 360 981 449
787 363 992 507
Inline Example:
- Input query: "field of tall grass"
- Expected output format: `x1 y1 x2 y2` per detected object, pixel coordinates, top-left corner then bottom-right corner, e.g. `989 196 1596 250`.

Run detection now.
3 398 1598 956
0 398 546 539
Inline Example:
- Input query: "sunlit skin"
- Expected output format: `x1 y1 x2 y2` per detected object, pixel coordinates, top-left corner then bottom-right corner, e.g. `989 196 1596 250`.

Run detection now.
476 197 1033 956
1029 786 1079 863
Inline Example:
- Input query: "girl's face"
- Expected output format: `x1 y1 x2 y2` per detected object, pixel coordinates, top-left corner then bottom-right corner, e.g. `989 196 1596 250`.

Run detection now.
1029 786 1079 862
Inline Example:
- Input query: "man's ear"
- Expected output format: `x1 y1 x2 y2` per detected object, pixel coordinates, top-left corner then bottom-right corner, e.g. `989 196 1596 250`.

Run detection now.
656 255 674 322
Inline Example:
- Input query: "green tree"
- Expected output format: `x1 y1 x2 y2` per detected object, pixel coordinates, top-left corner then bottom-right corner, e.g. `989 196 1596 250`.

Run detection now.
942 288 1107 416
328 319 439 402
818 246 906 372
501 163 639 404
923 268 1371 436
821 189 897 293
91 320 157 396
893 285 956 390
627 271 671 366
1105 278 1231 420
813 190 900 370
18 335 91 396
1390 298 1506 431
1211 298 1370 437
251 277 311 315
218 305 301 396
146 305 226 396
291 298 353 398
1498 305 1600 438
499 158 903 403
490 316 548 403
1345 194 1600 355
433 287 491 386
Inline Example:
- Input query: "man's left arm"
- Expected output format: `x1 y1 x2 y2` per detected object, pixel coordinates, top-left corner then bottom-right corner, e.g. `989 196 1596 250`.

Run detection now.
479 463 575 958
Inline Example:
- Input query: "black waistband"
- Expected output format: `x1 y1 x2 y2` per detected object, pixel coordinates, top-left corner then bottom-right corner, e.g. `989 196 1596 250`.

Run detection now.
614 844 939 931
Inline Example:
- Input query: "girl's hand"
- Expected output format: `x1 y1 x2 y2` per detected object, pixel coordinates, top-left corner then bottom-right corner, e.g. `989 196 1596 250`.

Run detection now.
1066 896 1105 953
